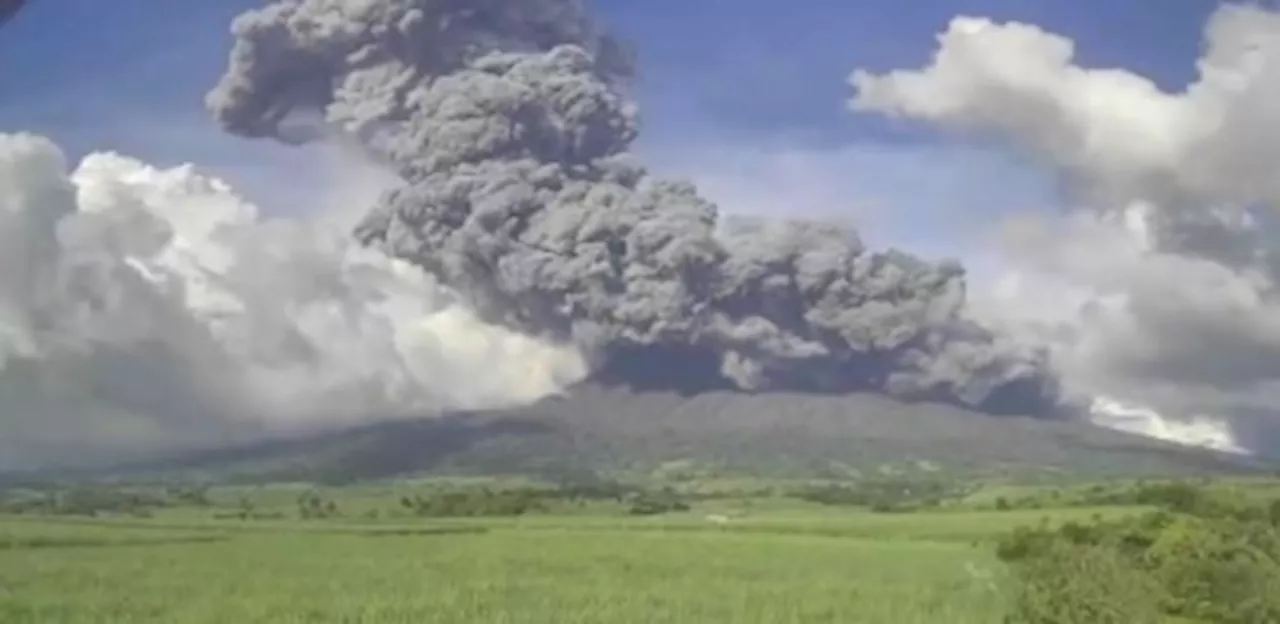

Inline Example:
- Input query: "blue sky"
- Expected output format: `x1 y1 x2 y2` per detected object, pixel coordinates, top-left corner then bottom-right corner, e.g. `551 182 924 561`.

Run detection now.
0 0 1234 269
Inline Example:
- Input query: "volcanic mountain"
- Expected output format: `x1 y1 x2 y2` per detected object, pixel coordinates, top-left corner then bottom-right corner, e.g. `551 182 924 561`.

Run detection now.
48 385 1264 486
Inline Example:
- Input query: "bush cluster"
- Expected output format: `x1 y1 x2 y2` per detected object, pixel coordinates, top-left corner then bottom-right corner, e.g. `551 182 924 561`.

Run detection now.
0 487 169 517
998 484 1280 623
399 488 551 517
625 489 691 516
394 483 695 518
792 478 965 512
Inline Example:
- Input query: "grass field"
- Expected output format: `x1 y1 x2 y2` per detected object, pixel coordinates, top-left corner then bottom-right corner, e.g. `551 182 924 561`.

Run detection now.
0 494 1144 624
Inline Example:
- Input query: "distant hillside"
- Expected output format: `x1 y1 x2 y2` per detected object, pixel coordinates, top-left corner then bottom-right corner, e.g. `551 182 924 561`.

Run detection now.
15 385 1272 485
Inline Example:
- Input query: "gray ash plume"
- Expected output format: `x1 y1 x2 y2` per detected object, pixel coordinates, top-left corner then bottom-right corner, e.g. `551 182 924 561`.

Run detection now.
207 0 1065 416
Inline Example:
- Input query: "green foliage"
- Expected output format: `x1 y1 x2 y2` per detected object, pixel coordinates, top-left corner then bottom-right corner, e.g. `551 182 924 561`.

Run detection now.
625 488 690 516
165 485 213 507
10 475 1280 622
0 509 1013 623
986 479 1250 515
297 491 341 519
546 474 635 502
1145 516 1280 623
399 487 552 518
0 483 236 518
792 478 965 512
1129 481 1211 513
0 487 166 517
391 481 690 518
997 484 1280 623
1005 542 1166 624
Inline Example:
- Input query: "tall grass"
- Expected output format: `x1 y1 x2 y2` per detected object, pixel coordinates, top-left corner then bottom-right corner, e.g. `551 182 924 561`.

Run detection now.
0 513 1014 623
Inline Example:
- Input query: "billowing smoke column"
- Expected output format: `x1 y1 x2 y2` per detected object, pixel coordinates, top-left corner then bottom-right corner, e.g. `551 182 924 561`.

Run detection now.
208 0 1064 415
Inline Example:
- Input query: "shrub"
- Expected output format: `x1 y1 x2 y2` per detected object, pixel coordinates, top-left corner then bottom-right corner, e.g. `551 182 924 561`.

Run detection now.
401 488 552 518
998 485 1280 624
626 490 690 516
1144 516 1280 623
1005 542 1165 624
792 478 961 511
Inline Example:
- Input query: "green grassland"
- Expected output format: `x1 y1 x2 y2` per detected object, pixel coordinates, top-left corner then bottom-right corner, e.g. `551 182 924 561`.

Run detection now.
0 476 1275 623
0 516 1010 623
0 478 1149 624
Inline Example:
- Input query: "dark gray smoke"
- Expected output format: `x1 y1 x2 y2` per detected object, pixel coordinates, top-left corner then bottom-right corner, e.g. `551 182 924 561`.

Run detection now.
207 0 1065 416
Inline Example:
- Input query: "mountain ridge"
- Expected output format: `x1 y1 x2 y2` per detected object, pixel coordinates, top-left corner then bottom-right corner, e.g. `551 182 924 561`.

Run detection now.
10 384 1270 486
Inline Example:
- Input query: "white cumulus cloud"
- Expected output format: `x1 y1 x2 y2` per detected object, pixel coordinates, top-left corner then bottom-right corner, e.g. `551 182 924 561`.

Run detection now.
0 133 586 469
849 4 1280 454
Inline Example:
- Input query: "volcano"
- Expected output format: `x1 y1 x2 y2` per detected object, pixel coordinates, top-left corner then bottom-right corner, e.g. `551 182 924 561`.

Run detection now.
43 385 1266 486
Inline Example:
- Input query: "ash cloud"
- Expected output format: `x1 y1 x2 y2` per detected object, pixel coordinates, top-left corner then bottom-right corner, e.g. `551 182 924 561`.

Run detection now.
207 0 1064 416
